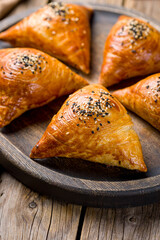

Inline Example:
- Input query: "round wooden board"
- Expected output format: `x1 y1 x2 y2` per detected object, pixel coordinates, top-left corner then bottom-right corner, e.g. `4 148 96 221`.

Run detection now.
0 3 160 208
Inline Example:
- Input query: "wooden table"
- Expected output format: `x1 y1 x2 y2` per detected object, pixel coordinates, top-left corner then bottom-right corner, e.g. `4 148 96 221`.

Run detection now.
0 0 160 239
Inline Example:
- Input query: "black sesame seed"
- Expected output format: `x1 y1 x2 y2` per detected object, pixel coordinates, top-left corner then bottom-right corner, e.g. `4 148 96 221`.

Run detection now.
155 99 158 103
131 50 136 53
97 127 99 131
60 115 63 118
24 56 29 60
100 123 102 126
107 121 110 124
21 71 23 74
91 131 94 134
146 85 149 89
77 124 79 126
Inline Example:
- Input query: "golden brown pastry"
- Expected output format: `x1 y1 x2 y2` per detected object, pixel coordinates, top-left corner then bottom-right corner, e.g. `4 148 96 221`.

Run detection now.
0 2 92 74
113 73 160 131
0 48 88 128
99 15 160 87
30 84 147 172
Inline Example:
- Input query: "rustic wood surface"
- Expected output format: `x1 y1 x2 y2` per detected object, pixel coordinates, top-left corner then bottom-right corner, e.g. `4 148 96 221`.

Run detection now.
0 0 160 239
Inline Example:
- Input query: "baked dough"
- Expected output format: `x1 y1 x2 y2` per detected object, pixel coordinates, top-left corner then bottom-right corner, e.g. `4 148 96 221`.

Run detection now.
0 48 88 128
0 2 92 74
30 84 147 172
99 15 160 87
113 73 160 131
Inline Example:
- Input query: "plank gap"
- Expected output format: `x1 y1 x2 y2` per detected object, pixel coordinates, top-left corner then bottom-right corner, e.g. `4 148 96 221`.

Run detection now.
122 0 125 7
76 206 87 240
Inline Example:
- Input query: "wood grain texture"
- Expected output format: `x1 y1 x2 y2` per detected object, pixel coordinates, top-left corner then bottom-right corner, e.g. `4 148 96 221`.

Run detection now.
63 0 123 5
0 0 21 19
124 0 160 22
80 205 160 240
0 172 81 240
7 0 48 16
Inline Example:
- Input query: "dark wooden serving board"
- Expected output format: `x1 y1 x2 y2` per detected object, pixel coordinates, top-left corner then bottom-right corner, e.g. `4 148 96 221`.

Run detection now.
0 3 160 208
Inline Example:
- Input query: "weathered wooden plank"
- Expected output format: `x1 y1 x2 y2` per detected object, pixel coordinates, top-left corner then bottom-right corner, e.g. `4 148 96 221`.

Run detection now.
63 0 123 6
80 204 160 240
0 0 21 19
7 0 48 16
0 172 81 240
124 0 160 22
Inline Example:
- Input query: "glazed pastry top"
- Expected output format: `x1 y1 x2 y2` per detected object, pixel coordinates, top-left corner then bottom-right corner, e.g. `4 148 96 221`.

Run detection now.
0 48 88 127
0 2 92 73
99 15 160 87
113 73 160 131
30 84 147 172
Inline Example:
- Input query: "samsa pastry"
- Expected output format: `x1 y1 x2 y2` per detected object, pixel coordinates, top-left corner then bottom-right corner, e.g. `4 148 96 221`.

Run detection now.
99 15 160 87
30 84 147 172
0 48 88 128
113 73 160 131
0 2 92 73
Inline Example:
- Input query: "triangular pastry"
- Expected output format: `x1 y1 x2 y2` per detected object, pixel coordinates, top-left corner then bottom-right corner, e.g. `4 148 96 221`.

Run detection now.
113 73 160 131
99 15 160 87
0 2 92 74
30 84 147 172
0 48 88 128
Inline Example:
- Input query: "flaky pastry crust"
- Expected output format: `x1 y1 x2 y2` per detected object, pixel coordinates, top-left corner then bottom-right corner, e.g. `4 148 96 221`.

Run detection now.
30 84 147 172
0 48 88 127
99 15 160 87
113 73 160 131
0 2 92 73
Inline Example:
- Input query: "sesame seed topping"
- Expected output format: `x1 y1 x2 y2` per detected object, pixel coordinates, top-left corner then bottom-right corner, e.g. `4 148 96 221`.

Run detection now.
119 19 151 45
49 2 69 17
12 53 45 74
68 90 116 133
